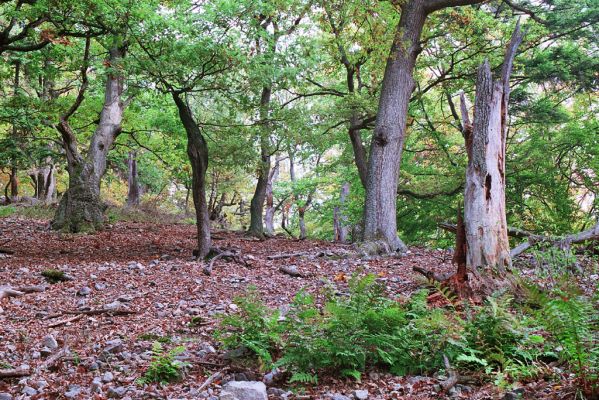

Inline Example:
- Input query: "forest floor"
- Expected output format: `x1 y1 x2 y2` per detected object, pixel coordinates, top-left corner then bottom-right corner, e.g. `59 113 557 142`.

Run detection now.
0 215 587 399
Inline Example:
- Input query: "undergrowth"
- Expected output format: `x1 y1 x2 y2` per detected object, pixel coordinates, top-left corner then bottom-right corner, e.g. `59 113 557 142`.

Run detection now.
137 342 189 384
216 273 598 397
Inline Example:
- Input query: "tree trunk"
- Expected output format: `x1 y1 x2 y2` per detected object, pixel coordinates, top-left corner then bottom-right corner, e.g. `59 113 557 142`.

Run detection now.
334 182 350 242
248 87 272 238
462 23 523 278
172 92 211 259
361 2 427 254
126 151 140 207
8 61 21 203
349 114 368 188
52 44 126 232
298 207 307 240
265 156 281 236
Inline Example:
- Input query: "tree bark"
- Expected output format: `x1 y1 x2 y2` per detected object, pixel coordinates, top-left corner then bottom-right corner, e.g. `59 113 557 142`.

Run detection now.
334 182 350 242
361 2 428 254
126 151 140 207
361 0 485 255
171 92 211 259
248 86 272 239
462 23 523 276
8 61 21 203
52 43 126 232
265 156 282 236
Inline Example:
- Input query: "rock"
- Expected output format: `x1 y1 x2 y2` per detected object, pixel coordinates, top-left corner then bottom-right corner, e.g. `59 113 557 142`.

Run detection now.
77 287 92 296
22 386 37 396
88 361 99 371
91 377 102 393
40 346 53 357
31 350 41 359
42 334 58 349
103 339 124 354
0 393 12 400
116 295 133 303
219 381 267 400
353 390 368 400
102 371 114 383
503 388 525 400
228 303 238 311
64 385 81 398
327 394 351 400
107 386 127 398
94 283 107 290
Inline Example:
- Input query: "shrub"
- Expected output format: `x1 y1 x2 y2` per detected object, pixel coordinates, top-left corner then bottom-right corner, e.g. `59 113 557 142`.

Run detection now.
137 342 189 384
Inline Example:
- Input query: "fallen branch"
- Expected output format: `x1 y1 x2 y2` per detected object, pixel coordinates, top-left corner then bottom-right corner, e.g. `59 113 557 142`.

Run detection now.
0 248 14 255
0 285 45 301
48 306 136 319
47 314 83 328
279 265 304 278
267 252 307 260
203 247 249 275
197 368 227 392
36 346 70 373
0 366 30 379
439 354 459 392
439 222 599 258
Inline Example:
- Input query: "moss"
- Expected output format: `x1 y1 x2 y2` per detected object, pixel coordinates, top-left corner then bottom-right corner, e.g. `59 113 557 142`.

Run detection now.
41 269 68 283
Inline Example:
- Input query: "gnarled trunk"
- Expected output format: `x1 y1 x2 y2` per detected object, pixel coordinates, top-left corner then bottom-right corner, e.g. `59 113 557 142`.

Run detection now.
462 23 523 277
52 44 126 233
172 92 211 259
127 151 140 207
248 87 272 238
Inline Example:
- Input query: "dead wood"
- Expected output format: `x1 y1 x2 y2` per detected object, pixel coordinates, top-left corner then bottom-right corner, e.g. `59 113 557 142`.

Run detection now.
36 346 70 373
197 368 228 391
47 314 84 328
440 221 599 258
0 285 45 301
203 247 250 275
440 354 459 392
279 265 304 277
267 252 307 260
0 248 14 255
0 366 30 379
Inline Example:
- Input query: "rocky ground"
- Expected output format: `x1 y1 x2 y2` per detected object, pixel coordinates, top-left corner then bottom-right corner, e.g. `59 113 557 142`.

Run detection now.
0 216 580 399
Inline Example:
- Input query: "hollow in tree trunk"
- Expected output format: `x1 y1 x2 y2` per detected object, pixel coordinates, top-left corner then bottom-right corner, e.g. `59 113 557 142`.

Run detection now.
461 23 523 285
127 151 140 207
172 92 211 259
52 44 126 233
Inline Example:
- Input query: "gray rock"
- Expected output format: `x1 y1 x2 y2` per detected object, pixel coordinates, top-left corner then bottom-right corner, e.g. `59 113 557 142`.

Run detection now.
327 394 351 400
64 385 81 398
77 287 92 296
107 386 127 398
22 386 37 396
94 283 107 290
503 388 525 400
102 371 114 383
104 339 123 354
353 390 369 400
42 334 58 349
88 361 99 371
91 377 102 393
219 381 267 400
0 393 13 400
40 346 53 357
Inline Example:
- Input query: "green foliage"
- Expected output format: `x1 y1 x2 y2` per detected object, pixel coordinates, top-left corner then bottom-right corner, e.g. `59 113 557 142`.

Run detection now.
137 342 189 385
41 268 68 283
526 284 599 392
0 206 16 218
215 287 283 370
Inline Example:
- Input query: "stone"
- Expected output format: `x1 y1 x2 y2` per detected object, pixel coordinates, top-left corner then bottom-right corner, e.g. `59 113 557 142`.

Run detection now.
353 390 369 400
42 334 58 349
219 381 267 400
64 385 81 398
103 339 123 354
77 287 92 296
22 386 37 396
327 394 351 400
40 346 53 357
503 388 525 400
91 377 102 393
0 393 12 400
107 386 127 398
102 371 114 382
94 283 107 290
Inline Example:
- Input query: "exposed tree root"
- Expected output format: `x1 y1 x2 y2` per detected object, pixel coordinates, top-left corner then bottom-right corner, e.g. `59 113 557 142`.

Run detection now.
440 354 459 392
203 247 250 275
